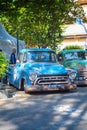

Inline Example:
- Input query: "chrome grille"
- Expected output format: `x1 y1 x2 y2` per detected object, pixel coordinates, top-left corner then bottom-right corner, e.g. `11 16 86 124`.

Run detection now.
34 75 69 85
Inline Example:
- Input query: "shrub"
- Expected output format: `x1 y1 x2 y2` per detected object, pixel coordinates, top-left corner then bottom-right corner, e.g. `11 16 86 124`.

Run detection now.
0 52 9 80
65 45 84 50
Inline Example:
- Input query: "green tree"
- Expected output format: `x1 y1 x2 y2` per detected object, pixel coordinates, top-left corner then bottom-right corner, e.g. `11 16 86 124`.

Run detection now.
0 0 85 50
0 52 9 80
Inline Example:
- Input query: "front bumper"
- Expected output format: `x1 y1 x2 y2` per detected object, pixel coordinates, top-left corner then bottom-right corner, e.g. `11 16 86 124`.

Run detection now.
25 84 77 92
76 80 87 85
76 70 87 85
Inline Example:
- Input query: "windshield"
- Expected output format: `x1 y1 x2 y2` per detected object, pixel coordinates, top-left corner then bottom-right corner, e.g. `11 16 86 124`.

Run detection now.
64 51 87 60
27 51 57 63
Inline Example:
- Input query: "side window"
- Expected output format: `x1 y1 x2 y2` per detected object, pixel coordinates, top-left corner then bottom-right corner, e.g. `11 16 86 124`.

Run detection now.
51 53 56 62
23 53 27 63
85 52 87 59
78 52 85 59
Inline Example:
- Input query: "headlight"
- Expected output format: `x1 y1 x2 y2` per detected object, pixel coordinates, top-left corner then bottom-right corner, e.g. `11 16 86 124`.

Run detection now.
29 72 37 81
69 72 76 80
66 68 77 80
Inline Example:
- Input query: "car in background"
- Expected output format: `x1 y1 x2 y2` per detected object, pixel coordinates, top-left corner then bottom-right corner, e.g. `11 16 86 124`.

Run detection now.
7 48 76 93
57 49 87 86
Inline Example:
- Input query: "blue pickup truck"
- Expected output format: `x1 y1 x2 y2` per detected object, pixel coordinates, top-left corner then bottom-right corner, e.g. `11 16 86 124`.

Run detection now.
7 48 76 93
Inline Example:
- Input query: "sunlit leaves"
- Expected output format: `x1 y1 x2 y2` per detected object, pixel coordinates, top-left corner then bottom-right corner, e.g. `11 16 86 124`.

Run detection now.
0 52 9 79
0 0 85 50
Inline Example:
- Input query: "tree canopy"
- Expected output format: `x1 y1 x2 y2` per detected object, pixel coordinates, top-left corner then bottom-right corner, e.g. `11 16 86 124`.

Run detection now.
0 0 85 50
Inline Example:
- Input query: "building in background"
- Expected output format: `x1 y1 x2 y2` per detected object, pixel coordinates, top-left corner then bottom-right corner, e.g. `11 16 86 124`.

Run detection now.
61 0 87 50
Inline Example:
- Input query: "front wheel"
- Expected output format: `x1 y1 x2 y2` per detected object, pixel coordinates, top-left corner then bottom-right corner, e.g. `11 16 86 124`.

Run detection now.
4 75 13 86
20 79 29 93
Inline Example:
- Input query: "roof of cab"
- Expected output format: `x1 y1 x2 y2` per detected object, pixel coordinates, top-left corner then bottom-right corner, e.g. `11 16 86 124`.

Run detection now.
59 49 87 54
20 48 55 53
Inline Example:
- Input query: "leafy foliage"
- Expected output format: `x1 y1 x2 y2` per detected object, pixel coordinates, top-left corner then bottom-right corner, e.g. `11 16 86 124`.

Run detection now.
0 0 85 50
0 52 9 79
65 45 84 50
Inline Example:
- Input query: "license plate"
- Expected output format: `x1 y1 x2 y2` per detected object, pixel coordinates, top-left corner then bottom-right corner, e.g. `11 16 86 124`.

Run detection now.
49 85 61 88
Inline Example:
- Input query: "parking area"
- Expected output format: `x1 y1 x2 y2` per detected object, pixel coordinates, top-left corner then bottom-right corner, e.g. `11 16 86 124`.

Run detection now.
0 86 87 130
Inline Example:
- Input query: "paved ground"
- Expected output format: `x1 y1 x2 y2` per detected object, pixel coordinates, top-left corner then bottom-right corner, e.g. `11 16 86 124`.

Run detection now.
0 86 87 130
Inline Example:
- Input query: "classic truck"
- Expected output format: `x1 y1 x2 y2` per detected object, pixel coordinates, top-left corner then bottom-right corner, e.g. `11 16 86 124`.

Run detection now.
57 49 87 86
7 48 76 92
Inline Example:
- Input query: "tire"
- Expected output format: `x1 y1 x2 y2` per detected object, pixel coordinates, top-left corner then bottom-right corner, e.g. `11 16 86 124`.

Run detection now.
2 75 8 85
20 79 25 91
5 75 13 86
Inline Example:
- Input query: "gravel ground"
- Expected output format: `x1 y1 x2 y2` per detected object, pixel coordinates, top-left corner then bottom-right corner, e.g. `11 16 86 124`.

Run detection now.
0 89 8 99
0 83 30 101
0 83 18 99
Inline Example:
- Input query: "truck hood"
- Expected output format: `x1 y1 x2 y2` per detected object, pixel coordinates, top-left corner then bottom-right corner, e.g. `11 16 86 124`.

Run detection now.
64 60 87 70
24 62 67 75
